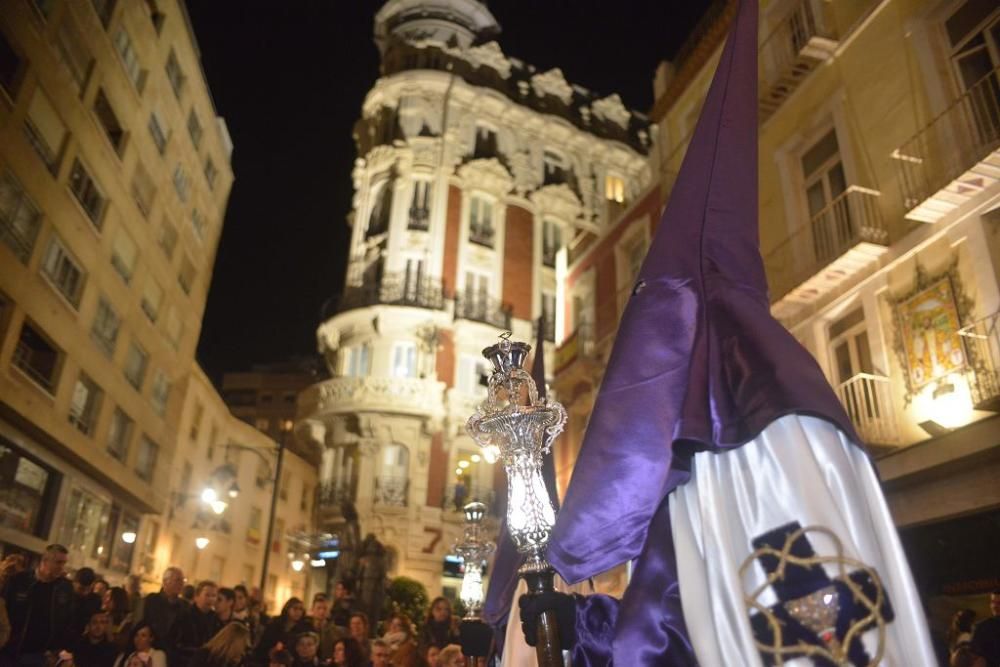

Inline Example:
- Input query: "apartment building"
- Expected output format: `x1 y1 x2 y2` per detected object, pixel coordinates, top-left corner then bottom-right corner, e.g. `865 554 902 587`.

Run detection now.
296 0 653 595
556 0 1000 617
160 364 317 606
0 0 233 578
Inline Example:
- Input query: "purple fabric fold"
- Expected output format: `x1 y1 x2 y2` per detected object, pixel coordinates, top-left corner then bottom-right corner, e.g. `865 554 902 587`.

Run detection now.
547 0 858 588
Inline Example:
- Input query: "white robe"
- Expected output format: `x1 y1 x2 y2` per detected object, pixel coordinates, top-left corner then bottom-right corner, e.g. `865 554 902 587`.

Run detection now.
671 414 936 666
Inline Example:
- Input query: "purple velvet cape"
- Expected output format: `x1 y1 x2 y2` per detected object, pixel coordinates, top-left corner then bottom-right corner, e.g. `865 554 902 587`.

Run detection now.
545 0 860 664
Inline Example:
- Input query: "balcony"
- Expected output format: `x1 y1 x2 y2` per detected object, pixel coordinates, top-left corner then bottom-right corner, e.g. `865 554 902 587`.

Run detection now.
554 322 600 374
374 475 408 508
836 373 899 447
893 68 1000 224
454 294 512 329
338 272 447 313
533 316 556 343
407 207 430 231
469 224 495 248
759 0 838 122
767 186 889 320
959 311 1000 412
301 376 446 418
316 481 353 509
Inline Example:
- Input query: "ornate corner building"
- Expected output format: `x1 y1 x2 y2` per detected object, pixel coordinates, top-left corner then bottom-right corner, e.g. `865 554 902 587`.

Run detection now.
296 0 653 594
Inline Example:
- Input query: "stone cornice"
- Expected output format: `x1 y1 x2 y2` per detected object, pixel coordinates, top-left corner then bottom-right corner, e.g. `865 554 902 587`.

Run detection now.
591 94 631 129
456 158 514 197
531 68 574 104
530 183 582 223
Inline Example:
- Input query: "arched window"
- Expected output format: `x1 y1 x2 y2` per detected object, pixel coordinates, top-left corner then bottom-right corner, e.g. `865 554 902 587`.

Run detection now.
367 179 393 237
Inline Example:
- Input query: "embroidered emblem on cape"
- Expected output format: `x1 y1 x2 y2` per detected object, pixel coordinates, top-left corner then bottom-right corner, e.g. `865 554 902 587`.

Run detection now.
741 522 894 666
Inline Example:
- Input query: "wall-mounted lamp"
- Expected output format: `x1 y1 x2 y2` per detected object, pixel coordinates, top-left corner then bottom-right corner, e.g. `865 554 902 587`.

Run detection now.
121 531 137 544
195 537 210 550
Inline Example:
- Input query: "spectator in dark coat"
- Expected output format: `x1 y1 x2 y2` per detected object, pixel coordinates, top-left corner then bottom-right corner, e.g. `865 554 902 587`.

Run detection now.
139 567 185 663
179 581 222 661
72 567 102 639
418 597 459 649
72 611 118 667
328 582 355 630
253 598 310 665
0 544 76 663
971 589 1000 667
102 587 133 652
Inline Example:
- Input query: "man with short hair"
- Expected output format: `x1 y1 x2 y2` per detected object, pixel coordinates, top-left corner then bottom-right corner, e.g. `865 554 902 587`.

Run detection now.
140 566 186 663
0 544 76 665
71 568 102 638
370 639 389 667
971 589 1000 667
309 595 342 660
71 611 117 667
178 580 221 659
329 581 354 629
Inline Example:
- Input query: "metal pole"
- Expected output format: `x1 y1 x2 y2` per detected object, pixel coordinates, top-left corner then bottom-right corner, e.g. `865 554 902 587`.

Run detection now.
259 441 285 596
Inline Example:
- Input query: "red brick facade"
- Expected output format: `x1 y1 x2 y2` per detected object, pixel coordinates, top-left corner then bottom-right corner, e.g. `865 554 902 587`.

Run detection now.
436 329 455 388
502 204 534 320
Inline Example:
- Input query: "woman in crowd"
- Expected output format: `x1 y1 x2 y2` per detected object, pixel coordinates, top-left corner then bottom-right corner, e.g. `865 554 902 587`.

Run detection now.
379 613 415 654
112 622 167 667
418 599 459 650
103 587 133 651
331 637 365 667
423 645 440 667
255 598 311 663
190 622 251 667
346 613 370 662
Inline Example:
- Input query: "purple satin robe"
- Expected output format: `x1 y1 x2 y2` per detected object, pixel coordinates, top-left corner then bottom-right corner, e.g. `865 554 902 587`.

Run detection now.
545 0 860 664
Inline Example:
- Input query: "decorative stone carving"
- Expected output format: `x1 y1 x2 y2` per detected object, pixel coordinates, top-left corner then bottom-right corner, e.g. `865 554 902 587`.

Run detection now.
409 137 439 170
305 376 446 418
591 94 631 129
456 158 514 197
467 41 512 78
530 183 583 222
531 68 573 104
364 145 400 177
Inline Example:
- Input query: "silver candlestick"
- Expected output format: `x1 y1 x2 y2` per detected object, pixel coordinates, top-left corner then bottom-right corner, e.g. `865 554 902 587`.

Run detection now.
466 334 567 666
455 501 495 621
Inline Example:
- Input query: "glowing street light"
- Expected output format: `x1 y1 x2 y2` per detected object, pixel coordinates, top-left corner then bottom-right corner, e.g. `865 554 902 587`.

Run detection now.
210 500 228 515
291 559 305 572
458 460 470 469
121 531 137 544
195 537 210 550
200 488 218 504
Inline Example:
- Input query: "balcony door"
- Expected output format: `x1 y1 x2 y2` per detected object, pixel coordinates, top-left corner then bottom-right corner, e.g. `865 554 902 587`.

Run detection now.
464 271 490 319
801 129 850 263
403 258 424 303
945 2 1000 147
829 309 879 425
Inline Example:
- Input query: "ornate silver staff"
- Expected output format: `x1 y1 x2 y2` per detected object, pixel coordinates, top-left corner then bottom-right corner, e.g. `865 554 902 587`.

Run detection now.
466 334 567 667
454 502 495 667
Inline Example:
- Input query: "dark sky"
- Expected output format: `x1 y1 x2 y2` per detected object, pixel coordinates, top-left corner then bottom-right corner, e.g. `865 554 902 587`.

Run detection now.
188 1 710 383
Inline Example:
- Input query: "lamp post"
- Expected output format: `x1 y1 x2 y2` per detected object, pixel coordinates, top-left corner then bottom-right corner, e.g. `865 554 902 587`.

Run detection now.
466 334 567 667
223 441 285 595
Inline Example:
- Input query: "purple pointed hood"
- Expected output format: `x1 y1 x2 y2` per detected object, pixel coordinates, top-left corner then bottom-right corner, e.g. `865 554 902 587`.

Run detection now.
547 0 858 584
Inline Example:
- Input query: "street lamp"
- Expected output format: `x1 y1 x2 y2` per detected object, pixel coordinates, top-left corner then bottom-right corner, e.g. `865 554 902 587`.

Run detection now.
195 537 210 550
121 531 137 544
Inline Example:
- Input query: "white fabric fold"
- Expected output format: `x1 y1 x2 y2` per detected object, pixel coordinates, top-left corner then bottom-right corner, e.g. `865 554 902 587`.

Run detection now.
670 414 936 666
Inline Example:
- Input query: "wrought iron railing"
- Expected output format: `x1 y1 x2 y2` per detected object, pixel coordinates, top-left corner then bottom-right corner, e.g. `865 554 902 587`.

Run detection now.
339 272 447 312
469 224 495 248
316 482 353 509
894 68 1000 215
764 186 887 301
454 294 512 329
408 207 430 231
374 475 409 507
836 373 898 446
959 311 1000 409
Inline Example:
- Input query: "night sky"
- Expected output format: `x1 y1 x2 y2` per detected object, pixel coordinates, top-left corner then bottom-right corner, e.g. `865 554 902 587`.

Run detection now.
188 1 710 383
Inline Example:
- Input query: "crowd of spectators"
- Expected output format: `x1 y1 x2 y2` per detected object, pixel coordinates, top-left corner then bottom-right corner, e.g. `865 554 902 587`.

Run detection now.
0 546 479 667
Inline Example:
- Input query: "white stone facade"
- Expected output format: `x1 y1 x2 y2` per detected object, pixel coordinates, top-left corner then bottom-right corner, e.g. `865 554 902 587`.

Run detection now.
297 0 653 594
